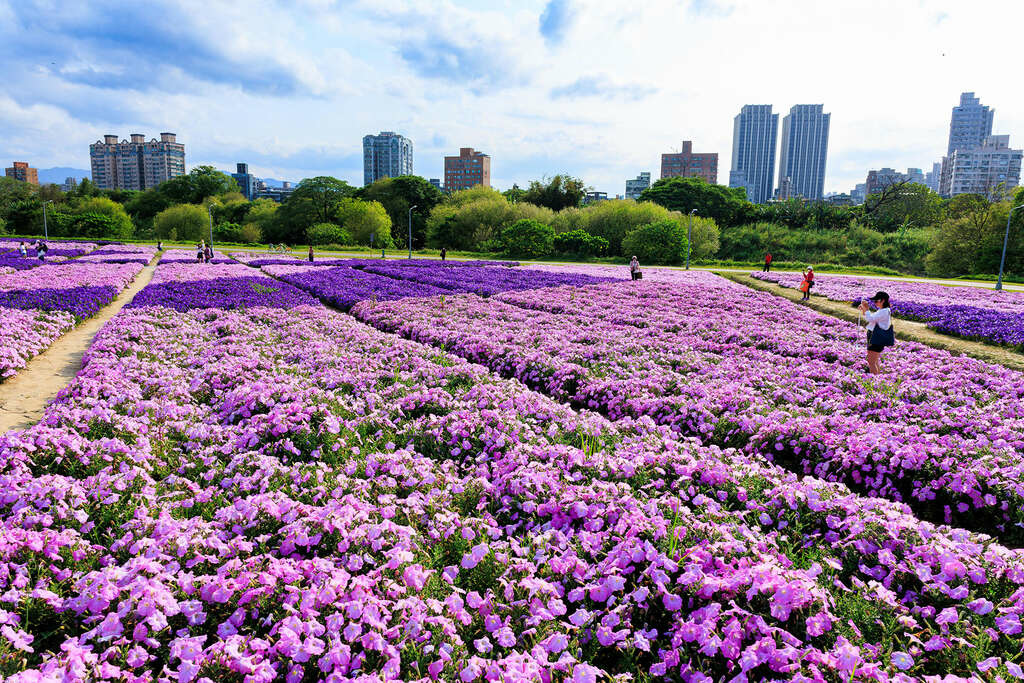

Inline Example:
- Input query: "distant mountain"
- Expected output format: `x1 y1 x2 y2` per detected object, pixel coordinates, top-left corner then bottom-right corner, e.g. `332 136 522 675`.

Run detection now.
260 178 287 188
37 167 91 185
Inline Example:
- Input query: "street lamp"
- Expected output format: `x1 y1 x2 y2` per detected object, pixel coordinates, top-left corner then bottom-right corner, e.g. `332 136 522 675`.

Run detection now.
686 209 698 270
42 200 53 240
408 205 418 259
996 204 1024 291
206 204 215 245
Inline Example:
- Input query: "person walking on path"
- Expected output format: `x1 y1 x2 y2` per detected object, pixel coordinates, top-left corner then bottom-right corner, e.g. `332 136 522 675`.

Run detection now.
799 266 814 300
763 252 773 272
629 256 642 281
308 245 315 263
859 291 894 375
440 247 447 262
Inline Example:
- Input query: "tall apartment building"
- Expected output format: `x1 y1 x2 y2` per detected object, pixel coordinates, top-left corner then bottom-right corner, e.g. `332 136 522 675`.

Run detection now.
946 92 994 156
924 162 942 193
625 172 651 200
660 142 718 184
777 104 830 201
5 161 39 185
444 147 490 192
363 131 413 186
940 135 1022 198
231 162 257 200
850 183 867 204
729 105 778 204
865 167 913 196
89 133 185 191
905 167 925 186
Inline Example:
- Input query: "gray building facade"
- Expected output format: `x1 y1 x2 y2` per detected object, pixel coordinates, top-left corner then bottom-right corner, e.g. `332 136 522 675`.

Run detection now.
363 131 413 186
89 132 185 191
777 104 830 201
729 105 778 204
625 172 651 200
947 92 994 156
231 162 257 200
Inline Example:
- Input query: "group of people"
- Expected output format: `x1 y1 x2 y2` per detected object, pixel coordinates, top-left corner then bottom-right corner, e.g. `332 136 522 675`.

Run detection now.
195 241 213 263
13 240 48 260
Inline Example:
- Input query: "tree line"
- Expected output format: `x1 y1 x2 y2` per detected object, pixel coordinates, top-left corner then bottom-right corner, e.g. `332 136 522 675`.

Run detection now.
1 168 1021 277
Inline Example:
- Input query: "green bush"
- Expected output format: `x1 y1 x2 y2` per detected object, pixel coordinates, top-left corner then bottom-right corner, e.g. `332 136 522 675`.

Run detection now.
336 198 392 247
213 222 245 242
153 204 208 242
307 222 352 246
553 229 608 257
239 223 262 244
499 219 555 259
622 219 687 265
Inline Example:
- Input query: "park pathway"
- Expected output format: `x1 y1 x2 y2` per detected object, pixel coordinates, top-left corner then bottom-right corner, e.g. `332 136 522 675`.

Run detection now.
0 262 157 435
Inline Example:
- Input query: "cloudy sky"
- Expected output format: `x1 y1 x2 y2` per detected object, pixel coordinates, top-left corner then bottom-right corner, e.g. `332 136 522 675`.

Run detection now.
1 0 1021 195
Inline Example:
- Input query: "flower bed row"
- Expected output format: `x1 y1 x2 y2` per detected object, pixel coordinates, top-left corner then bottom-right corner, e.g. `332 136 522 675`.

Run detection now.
751 271 1024 349
0 261 146 381
263 264 452 310
359 263 621 297
351 272 1024 545
5 262 1024 679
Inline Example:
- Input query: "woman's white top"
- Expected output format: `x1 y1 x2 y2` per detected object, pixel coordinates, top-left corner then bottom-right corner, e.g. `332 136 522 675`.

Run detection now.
864 307 892 331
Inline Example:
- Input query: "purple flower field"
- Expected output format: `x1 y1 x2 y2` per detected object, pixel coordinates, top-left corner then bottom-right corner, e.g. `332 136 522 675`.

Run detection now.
751 271 1024 349
7 262 1024 680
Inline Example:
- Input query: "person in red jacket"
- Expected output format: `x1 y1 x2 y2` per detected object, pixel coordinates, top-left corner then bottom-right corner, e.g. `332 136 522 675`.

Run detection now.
800 266 814 300
763 252 773 272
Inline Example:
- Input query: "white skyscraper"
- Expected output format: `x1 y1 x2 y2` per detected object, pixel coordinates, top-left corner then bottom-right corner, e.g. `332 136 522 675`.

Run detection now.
363 131 413 186
729 105 778 204
946 92 994 156
777 105 830 201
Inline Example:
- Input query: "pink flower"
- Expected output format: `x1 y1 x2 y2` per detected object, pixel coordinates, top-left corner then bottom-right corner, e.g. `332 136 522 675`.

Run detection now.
662 593 682 611
935 607 958 626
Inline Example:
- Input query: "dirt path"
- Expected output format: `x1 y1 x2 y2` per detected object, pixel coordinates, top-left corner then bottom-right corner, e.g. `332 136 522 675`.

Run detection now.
0 263 157 435
719 271 1024 373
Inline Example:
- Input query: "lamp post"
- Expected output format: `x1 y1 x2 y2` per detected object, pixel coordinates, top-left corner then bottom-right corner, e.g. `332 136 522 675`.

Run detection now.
207 204 214 245
42 200 53 240
996 204 1024 291
686 209 698 270
408 205 418 259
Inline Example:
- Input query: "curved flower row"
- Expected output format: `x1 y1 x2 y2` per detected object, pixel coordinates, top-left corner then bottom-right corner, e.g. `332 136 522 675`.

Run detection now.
7 263 1024 678
0 308 77 379
360 263 621 297
352 272 1024 544
263 264 452 310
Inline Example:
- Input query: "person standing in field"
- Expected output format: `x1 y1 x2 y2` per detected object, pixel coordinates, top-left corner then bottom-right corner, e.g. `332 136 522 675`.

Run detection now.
763 252 773 272
629 256 641 281
18 241 27 257
204 244 213 263
800 266 814 300
308 245 314 262
196 242 204 262
440 247 447 262
860 291 894 375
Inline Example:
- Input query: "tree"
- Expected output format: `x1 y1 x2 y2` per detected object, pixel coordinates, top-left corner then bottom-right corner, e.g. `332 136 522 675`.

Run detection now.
73 178 101 198
336 198 393 246
866 183 942 232
73 197 134 238
570 200 676 256
246 199 278 236
622 219 688 265
523 175 586 211
503 184 526 204
0 177 35 211
499 219 555 259
425 193 554 251
269 176 355 243
307 222 352 246
124 189 173 233
158 166 239 205
640 177 751 228
356 175 443 249
553 229 608 257
153 204 209 242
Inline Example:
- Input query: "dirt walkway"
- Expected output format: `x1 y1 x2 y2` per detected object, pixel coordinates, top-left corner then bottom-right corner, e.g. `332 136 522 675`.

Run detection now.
0 263 157 435
720 271 1024 373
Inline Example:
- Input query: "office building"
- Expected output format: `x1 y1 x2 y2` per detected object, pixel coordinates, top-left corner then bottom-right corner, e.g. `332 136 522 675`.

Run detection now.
584 191 609 204
60 177 78 193
905 167 925 186
89 133 185 191
230 163 258 200
850 183 867 204
429 178 443 192
940 135 1022 198
865 168 915 196
947 92 994 156
5 161 39 185
625 172 651 200
363 131 413 186
444 147 491 192
729 105 778 204
924 162 942 193
660 142 718 184
777 104 830 201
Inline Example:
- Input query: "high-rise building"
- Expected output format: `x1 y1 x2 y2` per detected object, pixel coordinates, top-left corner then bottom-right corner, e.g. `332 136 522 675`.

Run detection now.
429 178 443 192
924 162 942 193
444 147 490 192
363 131 413 186
89 133 185 191
4 161 39 185
947 92 994 156
729 105 778 204
865 168 911 196
61 177 78 193
660 142 718 184
940 135 1022 199
231 163 257 200
625 172 651 200
850 183 867 204
777 104 830 201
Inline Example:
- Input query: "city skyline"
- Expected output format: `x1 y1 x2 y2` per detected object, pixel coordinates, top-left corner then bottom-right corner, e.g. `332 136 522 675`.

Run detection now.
2 1 1023 195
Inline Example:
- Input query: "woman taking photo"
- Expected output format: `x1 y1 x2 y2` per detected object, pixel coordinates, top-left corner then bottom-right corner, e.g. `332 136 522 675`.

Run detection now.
859 290 894 375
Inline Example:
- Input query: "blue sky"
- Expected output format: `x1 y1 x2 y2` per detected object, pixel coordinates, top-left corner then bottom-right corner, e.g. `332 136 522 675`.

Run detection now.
1 0 1022 195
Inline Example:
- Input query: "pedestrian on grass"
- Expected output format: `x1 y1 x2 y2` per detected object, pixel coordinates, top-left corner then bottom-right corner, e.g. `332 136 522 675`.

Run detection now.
763 252 773 272
800 266 814 300
440 247 447 262
630 255 642 281
859 291 894 375
308 245 314 262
